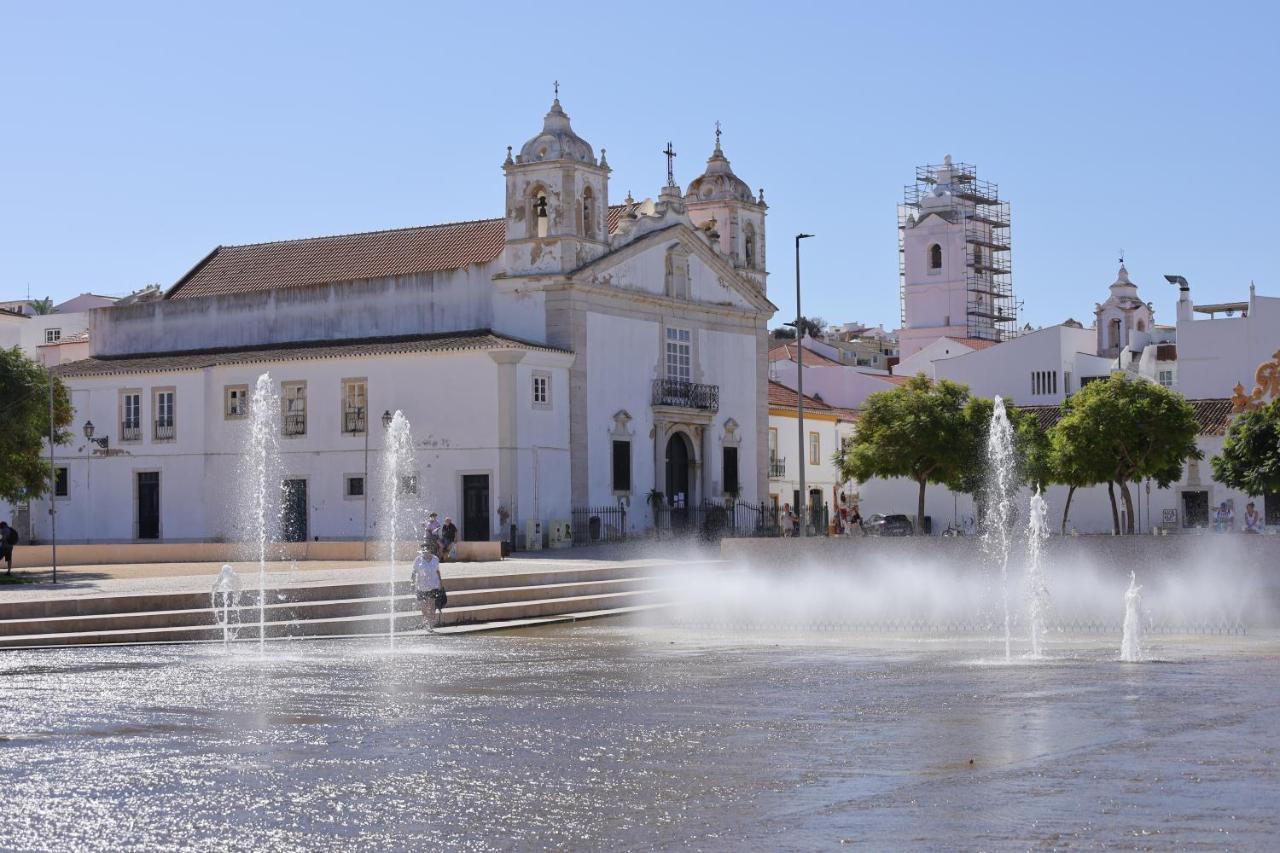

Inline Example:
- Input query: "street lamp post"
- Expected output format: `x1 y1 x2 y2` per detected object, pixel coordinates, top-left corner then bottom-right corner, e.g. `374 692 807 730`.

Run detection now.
794 233 814 537
48 381 57 584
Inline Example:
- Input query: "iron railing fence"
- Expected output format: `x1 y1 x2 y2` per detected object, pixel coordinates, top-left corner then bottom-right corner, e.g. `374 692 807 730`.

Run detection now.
343 408 366 434
651 378 719 411
768 457 786 479
284 414 307 436
153 421 175 441
571 505 628 544
653 500 783 540
120 423 142 442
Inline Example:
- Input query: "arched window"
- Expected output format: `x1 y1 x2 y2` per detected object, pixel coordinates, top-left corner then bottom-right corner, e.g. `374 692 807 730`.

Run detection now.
929 243 943 270
743 222 756 268
527 188 550 239
582 186 596 239
1109 318 1122 349
1136 319 1146 332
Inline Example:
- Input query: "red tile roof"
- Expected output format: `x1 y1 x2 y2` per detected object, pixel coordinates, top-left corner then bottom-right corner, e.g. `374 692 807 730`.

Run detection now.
1019 398 1233 436
945 336 1000 351
768 380 832 411
768 342 844 368
168 207 627 300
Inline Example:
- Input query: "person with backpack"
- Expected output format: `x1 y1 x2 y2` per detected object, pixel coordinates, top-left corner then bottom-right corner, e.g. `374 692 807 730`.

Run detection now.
0 521 18 574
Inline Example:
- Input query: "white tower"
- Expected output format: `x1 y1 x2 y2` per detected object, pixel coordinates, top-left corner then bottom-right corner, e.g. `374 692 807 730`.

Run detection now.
1094 263 1154 358
898 156 1015 358
684 126 768 292
502 94 611 277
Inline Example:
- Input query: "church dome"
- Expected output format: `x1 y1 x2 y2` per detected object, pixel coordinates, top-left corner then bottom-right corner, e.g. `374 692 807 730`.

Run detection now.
685 136 756 204
517 98 597 165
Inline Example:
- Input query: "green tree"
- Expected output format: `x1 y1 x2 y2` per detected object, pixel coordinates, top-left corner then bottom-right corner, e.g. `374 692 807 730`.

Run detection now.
0 347 72 502
1211 399 1280 497
29 297 55 315
1050 375 1202 534
835 374 971 533
771 315 827 340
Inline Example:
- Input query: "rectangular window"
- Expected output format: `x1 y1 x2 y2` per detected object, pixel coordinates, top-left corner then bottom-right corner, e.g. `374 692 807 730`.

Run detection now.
54 466 68 497
612 439 631 493
344 475 365 499
398 475 418 496
342 379 367 433
153 389 175 440
809 431 821 466
532 372 551 409
665 328 692 382
768 427 778 461
44 328 62 343
1158 369 1174 388
282 381 306 436
225 384 248 419
723 446 740 495
120 391 141 441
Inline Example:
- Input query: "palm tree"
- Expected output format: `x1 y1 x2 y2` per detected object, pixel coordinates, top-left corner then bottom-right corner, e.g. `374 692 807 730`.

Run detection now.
29 297 55 315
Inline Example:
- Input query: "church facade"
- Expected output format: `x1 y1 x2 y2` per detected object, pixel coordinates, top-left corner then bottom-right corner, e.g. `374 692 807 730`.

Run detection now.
28 97 775 545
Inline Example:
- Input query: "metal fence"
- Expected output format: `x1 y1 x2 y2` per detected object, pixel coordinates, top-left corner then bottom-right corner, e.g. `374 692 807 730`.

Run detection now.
571 505 628 545
653 500 783 540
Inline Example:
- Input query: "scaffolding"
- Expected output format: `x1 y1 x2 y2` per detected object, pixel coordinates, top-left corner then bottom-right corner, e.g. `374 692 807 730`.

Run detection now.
897 160 1017 342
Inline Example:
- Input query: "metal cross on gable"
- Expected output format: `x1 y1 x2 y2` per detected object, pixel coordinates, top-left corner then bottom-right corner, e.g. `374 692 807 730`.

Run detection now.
663 141 677 186
554 80 559 98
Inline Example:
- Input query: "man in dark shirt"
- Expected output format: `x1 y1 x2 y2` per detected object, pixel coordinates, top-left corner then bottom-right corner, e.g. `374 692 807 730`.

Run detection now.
0 521 18 574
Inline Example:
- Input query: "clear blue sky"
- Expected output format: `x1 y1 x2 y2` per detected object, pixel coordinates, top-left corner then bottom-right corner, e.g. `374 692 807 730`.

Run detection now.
3 2 1275 331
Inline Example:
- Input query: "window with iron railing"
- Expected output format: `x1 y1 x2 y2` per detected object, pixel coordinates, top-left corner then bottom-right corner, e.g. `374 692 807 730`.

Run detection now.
769 456 786 479
342 407 366 434
120 392 141 441
153 390 175 440
282 381 306 436
651 378 719 411
342 380 367 433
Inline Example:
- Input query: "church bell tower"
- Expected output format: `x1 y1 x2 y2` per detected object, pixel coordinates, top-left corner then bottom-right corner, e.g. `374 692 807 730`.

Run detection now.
502 92 610 277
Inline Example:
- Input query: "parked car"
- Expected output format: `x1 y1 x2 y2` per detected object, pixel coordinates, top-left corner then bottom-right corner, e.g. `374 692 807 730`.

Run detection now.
863 513 914 536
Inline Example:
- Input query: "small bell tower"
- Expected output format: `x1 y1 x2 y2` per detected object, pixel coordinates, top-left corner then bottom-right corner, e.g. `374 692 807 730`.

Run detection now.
503 87 610 277
684 124 768 291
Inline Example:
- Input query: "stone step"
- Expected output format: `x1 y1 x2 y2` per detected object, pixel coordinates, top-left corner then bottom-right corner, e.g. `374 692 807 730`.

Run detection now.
0 562 694 622
0 576 666 638
0 586 676 649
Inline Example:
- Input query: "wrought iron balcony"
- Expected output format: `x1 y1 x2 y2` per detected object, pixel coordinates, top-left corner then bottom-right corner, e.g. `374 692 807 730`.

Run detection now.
284 414 307 436
342 408 366 434
651 378 719 412
769 456 786 479
120 423 142 442
153 421 175 441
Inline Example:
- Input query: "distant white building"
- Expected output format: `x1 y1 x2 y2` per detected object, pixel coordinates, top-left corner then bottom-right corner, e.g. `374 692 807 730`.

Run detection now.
10 98 776 546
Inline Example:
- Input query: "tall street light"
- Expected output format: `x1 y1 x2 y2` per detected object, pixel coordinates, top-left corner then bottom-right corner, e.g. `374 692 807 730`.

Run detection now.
362 408 395 559
794 233 814 536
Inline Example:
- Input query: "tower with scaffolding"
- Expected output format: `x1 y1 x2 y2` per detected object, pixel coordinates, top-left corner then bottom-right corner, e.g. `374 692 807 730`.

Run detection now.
896 156 1016 358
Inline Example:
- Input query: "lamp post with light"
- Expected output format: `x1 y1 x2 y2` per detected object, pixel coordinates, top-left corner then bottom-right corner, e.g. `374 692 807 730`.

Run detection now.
362 409 395 558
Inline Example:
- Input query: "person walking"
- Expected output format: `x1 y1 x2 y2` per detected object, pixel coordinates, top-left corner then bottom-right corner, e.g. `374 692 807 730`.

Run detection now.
440 516 458 561
780 504 794 538
0 521 17 574
848 506 863 537
410 545 447 631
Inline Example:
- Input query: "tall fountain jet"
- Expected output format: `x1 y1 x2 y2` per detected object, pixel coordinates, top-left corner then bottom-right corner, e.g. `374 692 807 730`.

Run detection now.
244 374 283 654
982 396 1018 661
1121 572 1144 662
380 411 417 648
1025 488 1051 658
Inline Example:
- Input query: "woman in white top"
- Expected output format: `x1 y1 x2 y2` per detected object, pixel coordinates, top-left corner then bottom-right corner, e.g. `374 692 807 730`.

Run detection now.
410 547 446 630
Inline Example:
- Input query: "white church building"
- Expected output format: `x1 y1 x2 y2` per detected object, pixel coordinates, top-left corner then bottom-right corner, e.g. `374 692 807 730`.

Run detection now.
19 96 776 546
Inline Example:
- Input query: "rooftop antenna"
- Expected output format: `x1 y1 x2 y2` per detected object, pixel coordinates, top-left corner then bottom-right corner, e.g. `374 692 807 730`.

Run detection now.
662 141 677 187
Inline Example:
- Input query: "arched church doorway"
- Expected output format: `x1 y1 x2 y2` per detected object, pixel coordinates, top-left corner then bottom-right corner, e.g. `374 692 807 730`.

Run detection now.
665 432 694 528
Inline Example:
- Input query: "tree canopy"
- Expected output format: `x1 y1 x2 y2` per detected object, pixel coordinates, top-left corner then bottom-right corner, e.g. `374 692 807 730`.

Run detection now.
956 397 1052 502
1050 375 1201 533
0 347 72 503
835 374 972 532
1211 399 1280 497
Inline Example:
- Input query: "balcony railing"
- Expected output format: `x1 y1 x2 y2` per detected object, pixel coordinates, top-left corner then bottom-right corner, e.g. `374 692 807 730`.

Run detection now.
343 408 367 434
651 378 719 412
769 457 786 479
154 421 175 441
120 423 141 442
284 414 307 436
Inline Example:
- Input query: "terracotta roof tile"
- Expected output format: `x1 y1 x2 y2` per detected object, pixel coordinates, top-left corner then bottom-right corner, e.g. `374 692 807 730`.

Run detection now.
168 207 627 300
768 380 833 411
1019 398 1233 436
50 330 568 378
945 336 1000 351
767 342 844 368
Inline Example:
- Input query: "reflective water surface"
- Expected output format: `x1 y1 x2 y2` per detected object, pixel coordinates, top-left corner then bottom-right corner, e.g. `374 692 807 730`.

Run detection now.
2 625 1277 851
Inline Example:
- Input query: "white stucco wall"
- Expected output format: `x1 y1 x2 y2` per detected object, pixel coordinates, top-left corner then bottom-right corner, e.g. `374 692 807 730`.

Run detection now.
1176 294 1280 399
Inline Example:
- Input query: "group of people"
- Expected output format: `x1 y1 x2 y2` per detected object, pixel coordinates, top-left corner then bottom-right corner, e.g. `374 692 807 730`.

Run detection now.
1213 501 1265 534
410 511 456 631
780 504 864 537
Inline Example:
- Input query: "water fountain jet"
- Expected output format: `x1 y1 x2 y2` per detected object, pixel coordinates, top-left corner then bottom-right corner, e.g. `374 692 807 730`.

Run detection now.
1121 571 1144 662
1025 488 1051 658
379 411 417 648
244 374 282 653
981 396 1017 661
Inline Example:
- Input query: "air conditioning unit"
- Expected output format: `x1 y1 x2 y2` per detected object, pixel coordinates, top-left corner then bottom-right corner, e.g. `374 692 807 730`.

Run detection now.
548 520 573 549
525 520 544 551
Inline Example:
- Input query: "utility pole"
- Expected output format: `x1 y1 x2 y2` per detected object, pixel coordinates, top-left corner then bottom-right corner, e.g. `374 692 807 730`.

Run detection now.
794 233 814 536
